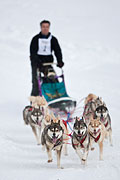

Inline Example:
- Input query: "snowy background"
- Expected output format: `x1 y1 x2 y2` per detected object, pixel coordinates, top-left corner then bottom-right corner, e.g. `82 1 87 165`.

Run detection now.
0 0 120 179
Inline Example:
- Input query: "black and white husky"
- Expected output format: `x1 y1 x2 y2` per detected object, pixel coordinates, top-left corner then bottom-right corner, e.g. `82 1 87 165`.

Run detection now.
72 117 90 165
41 119 64 169
94 105 113 146
23 105 44 145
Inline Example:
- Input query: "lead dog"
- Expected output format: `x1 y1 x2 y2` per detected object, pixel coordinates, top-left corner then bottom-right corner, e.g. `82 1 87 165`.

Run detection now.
94 105 113 146
88 117 106 160
42 112 68 156
41 119 64 169
72 117 90 165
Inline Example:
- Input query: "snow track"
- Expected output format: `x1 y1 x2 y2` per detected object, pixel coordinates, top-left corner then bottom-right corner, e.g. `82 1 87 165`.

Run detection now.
0 0 120 179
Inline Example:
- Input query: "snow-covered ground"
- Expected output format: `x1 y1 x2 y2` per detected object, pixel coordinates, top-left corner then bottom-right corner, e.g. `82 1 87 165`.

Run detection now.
0 0 120 179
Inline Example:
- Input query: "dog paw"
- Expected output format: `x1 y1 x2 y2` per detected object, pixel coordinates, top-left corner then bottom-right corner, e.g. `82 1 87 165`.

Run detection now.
57 166 64 169
91 147 95 151
99 157 103 161
37 143 41 145
64 153 68 156
81 159 86 165
42 146 45 151
48 159 53 163
60 166 64 169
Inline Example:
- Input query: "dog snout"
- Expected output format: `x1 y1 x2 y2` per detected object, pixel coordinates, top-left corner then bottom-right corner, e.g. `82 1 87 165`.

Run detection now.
78 130 80 134
53 132 55 136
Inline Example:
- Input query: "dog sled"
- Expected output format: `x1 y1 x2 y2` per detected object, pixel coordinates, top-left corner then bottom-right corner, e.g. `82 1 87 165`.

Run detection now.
37 63 76 119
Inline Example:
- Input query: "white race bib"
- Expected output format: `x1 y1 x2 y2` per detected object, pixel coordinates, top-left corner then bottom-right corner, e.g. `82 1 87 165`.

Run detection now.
37 35 52 55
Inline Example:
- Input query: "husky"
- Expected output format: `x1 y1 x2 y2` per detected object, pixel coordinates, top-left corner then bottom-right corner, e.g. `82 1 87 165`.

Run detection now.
72 117 90 165
29 95 48 110
23 96 47 145
94 105 113 146
42 111 69 156
41 119 64 169
88 117 106 160
23 105 44 145
83 93 106 126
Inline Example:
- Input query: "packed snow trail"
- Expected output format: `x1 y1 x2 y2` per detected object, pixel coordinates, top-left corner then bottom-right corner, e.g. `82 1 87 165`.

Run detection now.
0 0 120 179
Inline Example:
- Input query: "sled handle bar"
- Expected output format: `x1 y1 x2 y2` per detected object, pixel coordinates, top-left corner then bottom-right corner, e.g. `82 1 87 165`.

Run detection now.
42 62 64 74
42 62 57 66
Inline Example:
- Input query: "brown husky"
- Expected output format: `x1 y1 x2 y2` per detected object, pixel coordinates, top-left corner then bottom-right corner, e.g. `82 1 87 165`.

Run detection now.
83 94 105 126
88 117 107 160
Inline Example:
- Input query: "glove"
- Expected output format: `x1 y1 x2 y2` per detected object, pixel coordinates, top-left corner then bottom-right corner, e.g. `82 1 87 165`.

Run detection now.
57 61 64 68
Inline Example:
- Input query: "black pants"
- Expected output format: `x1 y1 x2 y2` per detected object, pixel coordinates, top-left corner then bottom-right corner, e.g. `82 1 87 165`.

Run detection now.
30 60 55 96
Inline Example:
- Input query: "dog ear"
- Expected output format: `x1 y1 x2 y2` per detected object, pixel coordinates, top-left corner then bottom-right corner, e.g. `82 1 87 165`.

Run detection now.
104 106 108 111
51 119 53 124
58 120 60 124
93 112 97 119
77 117 80 121
103 101 106 107
81 116 85 123
74 116 78 122
97 97 100 100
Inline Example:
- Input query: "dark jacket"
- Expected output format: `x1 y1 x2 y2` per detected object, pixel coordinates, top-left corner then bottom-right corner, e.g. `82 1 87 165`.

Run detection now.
30 32 63 64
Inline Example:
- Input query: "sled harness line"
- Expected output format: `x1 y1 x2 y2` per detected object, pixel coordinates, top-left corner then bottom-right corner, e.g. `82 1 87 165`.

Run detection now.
76 97 86 108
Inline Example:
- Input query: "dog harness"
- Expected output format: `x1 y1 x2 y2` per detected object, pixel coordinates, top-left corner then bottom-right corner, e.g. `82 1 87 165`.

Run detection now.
104 121 108 128
89 132 101 143
74 134 87 148
79 135 87 148
52 136 63 149
46 133 63 149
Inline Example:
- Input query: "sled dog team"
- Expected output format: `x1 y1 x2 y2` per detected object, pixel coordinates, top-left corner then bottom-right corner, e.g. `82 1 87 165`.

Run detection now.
23 94 112 169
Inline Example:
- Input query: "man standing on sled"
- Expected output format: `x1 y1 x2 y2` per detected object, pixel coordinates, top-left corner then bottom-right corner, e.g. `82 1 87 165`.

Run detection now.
30 20 64 96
